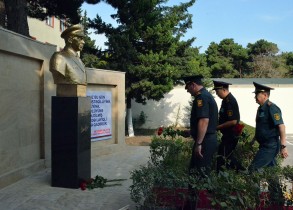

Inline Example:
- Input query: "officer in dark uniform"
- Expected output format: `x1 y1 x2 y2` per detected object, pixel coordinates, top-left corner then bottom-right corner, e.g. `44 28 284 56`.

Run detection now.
213 80 245 172
183 75 218 176
249 82 288 171
249 82 288 205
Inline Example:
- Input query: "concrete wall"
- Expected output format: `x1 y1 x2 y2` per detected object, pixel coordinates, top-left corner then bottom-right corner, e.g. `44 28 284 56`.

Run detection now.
0 28 126 188
87 68 126 157
132 79 293 134
0 27 56 188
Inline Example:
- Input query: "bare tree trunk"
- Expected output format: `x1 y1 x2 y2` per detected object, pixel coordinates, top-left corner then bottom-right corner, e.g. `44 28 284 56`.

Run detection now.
4 0 30 36
239 67 242 78
126 97 134 137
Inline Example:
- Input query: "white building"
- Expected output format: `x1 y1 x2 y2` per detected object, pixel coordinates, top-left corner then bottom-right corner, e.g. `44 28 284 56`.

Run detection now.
28 16 66 50
0 0 66 50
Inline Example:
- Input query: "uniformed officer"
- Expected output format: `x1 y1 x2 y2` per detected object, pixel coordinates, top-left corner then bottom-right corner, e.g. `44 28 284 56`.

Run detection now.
249 82 288 205
183 75 218 175
249 82 288 171
213 80 245 172
50 24 87 85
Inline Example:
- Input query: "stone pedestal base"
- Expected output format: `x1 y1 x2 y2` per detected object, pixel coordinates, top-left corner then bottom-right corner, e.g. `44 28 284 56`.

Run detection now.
56 84 87 97
51 96 91 188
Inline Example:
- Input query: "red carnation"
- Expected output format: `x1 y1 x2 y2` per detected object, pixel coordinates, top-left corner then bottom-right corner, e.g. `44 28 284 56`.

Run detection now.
233 123 244 136
157 127 163 136
80 181 87 191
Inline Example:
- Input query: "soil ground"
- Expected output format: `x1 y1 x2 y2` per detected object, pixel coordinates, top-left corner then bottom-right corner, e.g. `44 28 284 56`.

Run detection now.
125 135 153 146
125 128 156 146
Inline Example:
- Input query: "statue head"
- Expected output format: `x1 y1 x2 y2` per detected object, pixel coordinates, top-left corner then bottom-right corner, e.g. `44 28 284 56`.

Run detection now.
61 24 85 52
49 24 87 93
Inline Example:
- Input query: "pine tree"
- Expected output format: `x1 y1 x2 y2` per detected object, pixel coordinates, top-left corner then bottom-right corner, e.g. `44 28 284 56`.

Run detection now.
89 0 197 136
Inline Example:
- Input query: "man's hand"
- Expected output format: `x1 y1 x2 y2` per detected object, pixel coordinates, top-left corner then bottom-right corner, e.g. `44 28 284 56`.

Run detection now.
280 147 288 158
195 145 203 158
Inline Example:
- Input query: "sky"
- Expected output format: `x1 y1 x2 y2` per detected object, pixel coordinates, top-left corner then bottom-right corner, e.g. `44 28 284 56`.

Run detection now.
81 0 293 53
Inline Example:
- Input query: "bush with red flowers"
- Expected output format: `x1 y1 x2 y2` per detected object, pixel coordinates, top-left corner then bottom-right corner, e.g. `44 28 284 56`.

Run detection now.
131 122 293 209
157 127 163 136
157 126 190 140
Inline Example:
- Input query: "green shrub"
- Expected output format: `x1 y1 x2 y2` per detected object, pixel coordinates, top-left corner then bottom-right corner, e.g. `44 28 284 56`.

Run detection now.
149 136 192 171
133 111 147 129
130 130 193 207
199 170 264 209
233 122 258 167
129 125 293 209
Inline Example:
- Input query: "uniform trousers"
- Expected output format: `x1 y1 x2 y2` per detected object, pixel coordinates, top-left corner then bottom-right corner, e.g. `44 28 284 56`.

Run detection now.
217 134 244 172
189 133 218 176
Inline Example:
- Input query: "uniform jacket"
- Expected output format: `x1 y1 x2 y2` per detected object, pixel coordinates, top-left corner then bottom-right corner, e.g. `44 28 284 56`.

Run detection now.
255 100 284 143
50 49 87 85
219 92 240 135
190 88 218 139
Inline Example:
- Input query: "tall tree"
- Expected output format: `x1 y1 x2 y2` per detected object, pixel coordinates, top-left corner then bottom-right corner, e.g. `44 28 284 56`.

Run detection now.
246 39 282 77
80 10 107 68
4 0 29 36
89 0 196 136
2 0 100 36
247 55 285 78
281 52 293 77
247 39 279 56
205 39 248 78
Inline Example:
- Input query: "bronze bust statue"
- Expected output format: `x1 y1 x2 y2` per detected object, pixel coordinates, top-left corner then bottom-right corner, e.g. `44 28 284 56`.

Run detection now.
50 24 87 96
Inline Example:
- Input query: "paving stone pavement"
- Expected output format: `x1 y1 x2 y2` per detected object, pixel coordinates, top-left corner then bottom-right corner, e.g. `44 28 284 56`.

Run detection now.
0 145 150 210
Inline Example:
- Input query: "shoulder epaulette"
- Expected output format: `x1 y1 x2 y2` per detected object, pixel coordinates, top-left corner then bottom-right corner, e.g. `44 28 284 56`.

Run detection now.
267 101 273 106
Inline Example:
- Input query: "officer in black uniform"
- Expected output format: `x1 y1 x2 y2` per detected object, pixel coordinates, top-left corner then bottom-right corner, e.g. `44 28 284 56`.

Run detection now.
249 82 288 205
213 80 245 172
183 75 218 176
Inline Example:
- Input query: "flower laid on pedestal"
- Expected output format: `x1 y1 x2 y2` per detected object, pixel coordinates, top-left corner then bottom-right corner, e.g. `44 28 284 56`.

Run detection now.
80 174 126 191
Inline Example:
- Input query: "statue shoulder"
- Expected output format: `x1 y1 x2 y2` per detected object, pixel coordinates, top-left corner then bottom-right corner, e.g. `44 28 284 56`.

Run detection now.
50 51 67 61
50 51 67 74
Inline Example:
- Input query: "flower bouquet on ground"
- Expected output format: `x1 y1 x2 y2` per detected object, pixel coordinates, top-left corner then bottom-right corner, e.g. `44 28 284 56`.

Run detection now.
80 174 126 191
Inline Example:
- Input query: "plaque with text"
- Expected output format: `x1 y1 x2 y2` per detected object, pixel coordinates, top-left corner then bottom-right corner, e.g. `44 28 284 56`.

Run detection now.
87 91 112 141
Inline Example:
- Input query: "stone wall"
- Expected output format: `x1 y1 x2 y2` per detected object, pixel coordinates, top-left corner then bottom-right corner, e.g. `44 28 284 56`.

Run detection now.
87 68 126 157
0 27 55 188
0 28 126 188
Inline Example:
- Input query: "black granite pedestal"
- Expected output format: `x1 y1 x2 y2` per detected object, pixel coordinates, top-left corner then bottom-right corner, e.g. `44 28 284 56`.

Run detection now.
51 97 91 188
